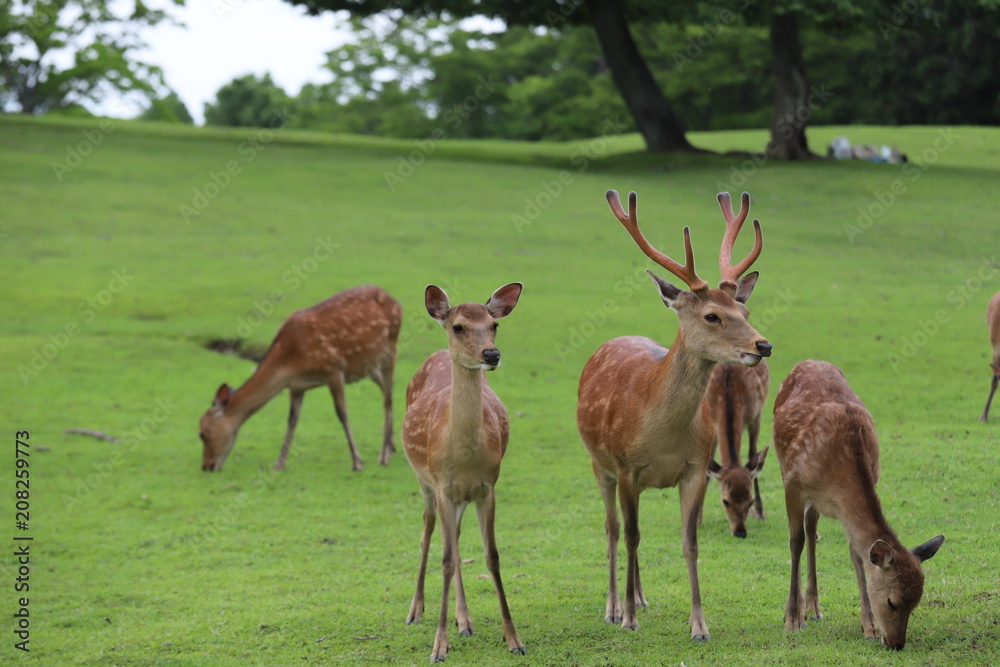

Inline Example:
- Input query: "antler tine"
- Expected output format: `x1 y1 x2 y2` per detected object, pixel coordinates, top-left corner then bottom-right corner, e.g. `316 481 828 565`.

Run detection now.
717 191 763 290
605 190 708 292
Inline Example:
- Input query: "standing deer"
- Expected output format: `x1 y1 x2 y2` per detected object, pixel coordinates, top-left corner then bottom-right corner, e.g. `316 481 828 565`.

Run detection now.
402 283 526 662
577 190 771 640
773 360 945 650
979 290 1000 422
705 360 770 538
199 285 401 472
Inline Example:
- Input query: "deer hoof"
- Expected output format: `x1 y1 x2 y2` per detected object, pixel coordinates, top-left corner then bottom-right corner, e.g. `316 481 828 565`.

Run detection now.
692 633 710 642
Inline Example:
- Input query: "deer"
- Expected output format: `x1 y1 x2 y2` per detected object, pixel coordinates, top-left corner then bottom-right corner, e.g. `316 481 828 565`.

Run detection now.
979 290 1000 422
577 189 772 640
772 359 945 650
402 283 526 662
705 359 770 538
199 284 401 473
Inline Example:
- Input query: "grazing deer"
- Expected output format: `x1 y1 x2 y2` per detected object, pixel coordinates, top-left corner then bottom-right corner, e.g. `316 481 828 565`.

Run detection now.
577 190 771 640
402 283 526 662
979 291 1000 422
773 360 945 650
705 359 770 538
199 285 401 472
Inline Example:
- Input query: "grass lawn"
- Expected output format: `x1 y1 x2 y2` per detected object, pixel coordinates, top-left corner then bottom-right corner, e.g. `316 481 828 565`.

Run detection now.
1 115 998 665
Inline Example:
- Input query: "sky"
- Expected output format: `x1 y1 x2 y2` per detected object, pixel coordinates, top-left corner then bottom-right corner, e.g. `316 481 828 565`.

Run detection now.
133 0 353 124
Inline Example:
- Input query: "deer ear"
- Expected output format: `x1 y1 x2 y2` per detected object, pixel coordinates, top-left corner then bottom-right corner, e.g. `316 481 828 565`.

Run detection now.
648 270 684 308
734 270 759 304
485 282 522 319
869 539 896 570
706 459 723 480
911 535 945 563
213 383 232 409
747 446 768 478
425 285 451 324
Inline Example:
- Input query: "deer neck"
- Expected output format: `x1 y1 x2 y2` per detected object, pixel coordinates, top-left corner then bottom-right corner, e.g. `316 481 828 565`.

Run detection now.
647 332 717 426
225 360 288 425
445 360 486 447
840 482 897 554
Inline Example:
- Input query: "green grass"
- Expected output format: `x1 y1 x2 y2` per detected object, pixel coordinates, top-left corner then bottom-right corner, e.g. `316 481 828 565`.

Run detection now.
2 114 999 665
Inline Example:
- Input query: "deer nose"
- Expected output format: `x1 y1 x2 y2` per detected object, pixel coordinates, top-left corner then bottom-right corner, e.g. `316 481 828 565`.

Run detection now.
756 341 772 357
483 349 501 366
889 641 904 651
734 527 747 539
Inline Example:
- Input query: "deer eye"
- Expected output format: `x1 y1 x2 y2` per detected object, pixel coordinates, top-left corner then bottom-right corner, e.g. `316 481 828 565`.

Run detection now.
722 499 730 507
491 322 499 332
452 325 464 334
887 598 898 612
705 313 720 323
199 431 206 441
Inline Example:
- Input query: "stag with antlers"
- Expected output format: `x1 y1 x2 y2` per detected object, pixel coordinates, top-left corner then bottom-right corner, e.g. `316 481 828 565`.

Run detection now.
577 190 771 640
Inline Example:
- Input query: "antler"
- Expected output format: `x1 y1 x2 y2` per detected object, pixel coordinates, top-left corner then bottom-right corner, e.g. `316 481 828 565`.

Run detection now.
606 190 708 292
717 192 763 292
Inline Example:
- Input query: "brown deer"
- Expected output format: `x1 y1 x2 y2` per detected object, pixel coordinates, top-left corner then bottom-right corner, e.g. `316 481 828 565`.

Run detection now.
402 283 526 662
979 290 1000 422
577 190 771 640
199 285 401 472
705 359 770 538
773 360 945 650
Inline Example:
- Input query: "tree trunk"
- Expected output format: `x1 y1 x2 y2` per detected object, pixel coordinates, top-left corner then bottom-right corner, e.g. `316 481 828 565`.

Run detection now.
766 11 817 160
587 0 696 153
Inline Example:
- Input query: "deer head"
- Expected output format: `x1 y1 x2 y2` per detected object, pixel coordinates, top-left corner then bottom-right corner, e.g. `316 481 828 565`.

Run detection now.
200 383 237 471
707 447 768 537
426 283 523 370
606 190 771 366
865 535 945 650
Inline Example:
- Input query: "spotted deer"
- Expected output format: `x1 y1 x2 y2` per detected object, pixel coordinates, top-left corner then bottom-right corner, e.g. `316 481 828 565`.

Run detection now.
402 283 526 662
979 291 1000 422
577 190 771 640
705 360 770 538
773 360 944 650
199 285 401 472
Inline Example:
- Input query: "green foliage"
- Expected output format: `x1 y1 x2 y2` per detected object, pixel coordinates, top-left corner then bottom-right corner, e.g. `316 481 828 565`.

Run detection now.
0 0 182 114
2 115 1000 664
204 73 293 128
140 91 194 124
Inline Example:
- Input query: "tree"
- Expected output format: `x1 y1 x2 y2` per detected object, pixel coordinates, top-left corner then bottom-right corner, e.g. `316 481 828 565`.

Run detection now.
140 91 194 124
204 74 292 128
284 0 697 152
0 0 182 115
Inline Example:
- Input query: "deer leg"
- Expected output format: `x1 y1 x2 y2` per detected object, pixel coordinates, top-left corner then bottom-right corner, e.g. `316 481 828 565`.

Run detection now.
617 474 641 631
273 389 304 471
477 487 526 655
748 414 765 520
373 357 396 465
980 374 998 422
679 471 710 641
328 373 363 471
803 504 822 621
633 552 648 609
850 545 879 640
431 492 460 662
783 484 807 631
453 503 473 638
596 470 622 625
407 486 436 625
